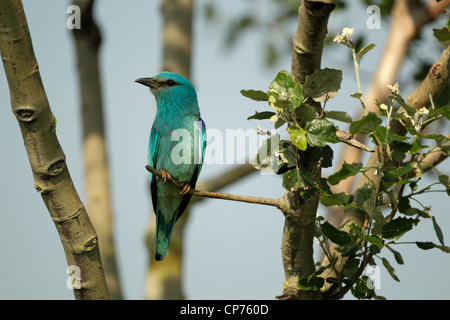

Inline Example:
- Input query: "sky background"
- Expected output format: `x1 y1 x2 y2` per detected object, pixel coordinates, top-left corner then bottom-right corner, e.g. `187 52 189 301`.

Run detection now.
0 0 449 300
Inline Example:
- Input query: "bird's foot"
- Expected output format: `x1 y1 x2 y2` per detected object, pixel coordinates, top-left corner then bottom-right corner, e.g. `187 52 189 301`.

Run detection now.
159 170 171 184
178 182 191 196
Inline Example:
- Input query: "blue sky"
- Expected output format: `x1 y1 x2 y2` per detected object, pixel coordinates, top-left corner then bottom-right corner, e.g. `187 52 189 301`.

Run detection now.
0 0 449 299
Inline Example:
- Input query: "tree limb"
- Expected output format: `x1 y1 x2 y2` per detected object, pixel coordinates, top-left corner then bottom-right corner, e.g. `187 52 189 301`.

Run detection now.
276 0 336 300
145 165 280 208
0 0 109 300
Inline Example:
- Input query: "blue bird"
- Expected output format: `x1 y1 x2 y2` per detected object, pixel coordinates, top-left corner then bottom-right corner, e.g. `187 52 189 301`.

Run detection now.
136 72 206 261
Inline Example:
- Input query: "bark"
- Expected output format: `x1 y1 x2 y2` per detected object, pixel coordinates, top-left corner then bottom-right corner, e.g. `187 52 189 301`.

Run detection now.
278 0 336 300
0 0 109 300
71 0 122 299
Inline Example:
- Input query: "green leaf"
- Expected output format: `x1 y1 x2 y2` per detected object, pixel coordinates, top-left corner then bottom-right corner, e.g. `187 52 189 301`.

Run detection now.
282 168 315 190
416 241 450 253
274 117 287 129
270 70 296 91
343 258 360 278
278 141 298 169
305 119 339 148
247 111 276 120
433 26 450 45
309 145 334 168
303 68 342 102
432 216 445 246
416 241 436 250
350 224 384 249
267 70 303 112
438 174 450 188
350 92 362 99
408 141 428 154
327 162 363 185
324 110 353 123
381 217 419 239
349 112 382 135
320 192 353 208
295 103 319 124
356 43 376 60
355 184 374 213
382 258 400 282
386 246 404 265
298 276 324 291
437 136 450 155
288 125 307 151
240 89 268 101
431 106 450 120
398 197 411 214
321 221 352 246
382 163 412 183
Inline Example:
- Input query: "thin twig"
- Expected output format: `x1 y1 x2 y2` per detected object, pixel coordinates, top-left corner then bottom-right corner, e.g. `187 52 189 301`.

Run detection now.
335 128 374 152
145 165 281 208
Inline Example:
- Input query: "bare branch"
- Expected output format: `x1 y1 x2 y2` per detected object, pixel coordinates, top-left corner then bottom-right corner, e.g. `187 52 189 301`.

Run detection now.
145 165 280 208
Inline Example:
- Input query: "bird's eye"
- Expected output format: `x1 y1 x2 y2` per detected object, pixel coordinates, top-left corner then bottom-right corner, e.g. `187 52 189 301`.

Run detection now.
166 80 176 86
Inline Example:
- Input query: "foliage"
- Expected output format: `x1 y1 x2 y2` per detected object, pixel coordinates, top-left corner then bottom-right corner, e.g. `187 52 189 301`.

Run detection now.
241 27 449 299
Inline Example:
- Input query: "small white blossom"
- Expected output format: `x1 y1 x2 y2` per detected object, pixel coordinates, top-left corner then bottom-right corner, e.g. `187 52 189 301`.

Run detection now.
418 107 429 116
333 27 354 47
387 82 400 98
257 125 270 136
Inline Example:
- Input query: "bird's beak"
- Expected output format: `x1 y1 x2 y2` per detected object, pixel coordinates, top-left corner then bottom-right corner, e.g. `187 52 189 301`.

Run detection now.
135 77 160 89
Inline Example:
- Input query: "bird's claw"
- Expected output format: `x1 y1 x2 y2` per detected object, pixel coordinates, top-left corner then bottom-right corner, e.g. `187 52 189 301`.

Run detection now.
178 182 191 196
160 170 171 184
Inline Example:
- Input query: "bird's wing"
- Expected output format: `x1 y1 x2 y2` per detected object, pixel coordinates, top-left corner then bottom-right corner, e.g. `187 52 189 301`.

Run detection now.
148 127 159 214
175 117 207 221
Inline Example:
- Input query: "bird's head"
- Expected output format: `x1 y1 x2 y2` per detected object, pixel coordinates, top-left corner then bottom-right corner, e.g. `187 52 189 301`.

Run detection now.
135 72 196 103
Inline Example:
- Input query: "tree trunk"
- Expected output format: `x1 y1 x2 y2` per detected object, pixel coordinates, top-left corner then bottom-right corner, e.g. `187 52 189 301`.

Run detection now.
0 0 109 300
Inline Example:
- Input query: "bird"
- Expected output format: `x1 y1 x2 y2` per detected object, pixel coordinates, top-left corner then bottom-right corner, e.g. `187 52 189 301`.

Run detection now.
136 72 206 261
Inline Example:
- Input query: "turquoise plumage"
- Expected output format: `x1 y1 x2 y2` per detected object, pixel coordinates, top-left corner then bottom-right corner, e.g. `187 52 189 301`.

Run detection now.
136 72 206 261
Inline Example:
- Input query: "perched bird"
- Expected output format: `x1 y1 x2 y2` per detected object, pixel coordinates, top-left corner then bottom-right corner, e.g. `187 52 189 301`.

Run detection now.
136 72 206 261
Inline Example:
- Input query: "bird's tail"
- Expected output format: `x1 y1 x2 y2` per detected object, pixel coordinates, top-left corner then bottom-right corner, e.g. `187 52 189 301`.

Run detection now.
154 212 176 261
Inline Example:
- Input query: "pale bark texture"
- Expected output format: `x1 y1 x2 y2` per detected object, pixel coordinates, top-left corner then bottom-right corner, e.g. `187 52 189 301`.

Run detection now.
0 0 109 300
72 0 123 300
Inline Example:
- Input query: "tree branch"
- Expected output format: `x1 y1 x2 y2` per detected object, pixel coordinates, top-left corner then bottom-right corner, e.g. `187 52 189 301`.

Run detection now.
0 0 109 300
276 0 336 300
145 165 281 208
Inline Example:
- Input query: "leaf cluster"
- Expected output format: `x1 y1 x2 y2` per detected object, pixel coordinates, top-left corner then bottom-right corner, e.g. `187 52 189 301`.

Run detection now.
241 37 449 299
243 69 344 191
